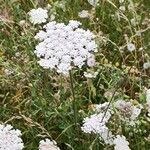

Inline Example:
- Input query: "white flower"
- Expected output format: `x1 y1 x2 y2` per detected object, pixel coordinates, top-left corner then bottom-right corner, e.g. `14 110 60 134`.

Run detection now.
68 20 81 29
0 124 24 150
82 112 112 131
146 89 150 105
88 0 99 7
4 69 13 76
39 139 60 150
19 20 26 26
146 89 150 112
113 135 131 150
34 20 97 75
73 56 85 68
130 106 142 120
84 71 98 78
81 103 114 145
35 31 47 41
143 62 150 69
57 63 71 75
81 112 111 131
114 100 142 125
127 43 136 52
119 6 126 11
35 42 47 57
100 128 114 145
78 10 89 18
87 55 96 67
50 14 55 21
28 8 48 24
46 4 52 10
131 18 138 26
38 58 59 69
115 100 132 112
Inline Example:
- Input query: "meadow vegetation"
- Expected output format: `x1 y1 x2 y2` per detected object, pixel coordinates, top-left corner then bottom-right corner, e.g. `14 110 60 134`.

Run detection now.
0 0 150 149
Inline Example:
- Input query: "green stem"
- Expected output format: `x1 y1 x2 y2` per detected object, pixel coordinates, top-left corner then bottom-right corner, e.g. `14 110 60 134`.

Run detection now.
69 70 77 126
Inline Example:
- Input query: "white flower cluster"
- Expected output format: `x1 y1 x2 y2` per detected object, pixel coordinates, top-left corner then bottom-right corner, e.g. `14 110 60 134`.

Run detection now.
28 8 48 24
114 100 142 126
81 102 114 145
39 139 60 150
81 102 133 149
34 20 97 75
113 135 131 150
0 124 24 150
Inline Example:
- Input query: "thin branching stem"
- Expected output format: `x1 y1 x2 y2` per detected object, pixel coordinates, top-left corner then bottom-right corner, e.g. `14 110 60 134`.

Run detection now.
102 76 129 122
69 70 77 126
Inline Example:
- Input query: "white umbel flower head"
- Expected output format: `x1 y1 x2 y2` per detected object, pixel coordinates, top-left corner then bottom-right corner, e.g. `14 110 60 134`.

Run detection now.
81 113 110 134
34 20 97 75
0 124 24 150
115 100 132 113
39 139 60 150
81 113 113 144
28 8 48 24
113 135 131 150
81 103 114 145
114 100 142 125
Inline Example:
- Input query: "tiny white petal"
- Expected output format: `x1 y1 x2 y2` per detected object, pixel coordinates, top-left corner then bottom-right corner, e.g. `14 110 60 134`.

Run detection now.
127 43 136 52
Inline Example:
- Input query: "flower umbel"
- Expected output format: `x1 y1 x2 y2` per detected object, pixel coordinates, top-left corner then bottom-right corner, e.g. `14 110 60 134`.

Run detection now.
28 8 48 24
114 100 142 126
113 135 131 150
81 102 114 145
39 139 60 150
34 20 97 75
0 124 24 150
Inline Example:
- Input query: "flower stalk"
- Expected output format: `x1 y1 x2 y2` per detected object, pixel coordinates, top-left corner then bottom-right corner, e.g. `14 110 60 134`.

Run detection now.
69 70 78 126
